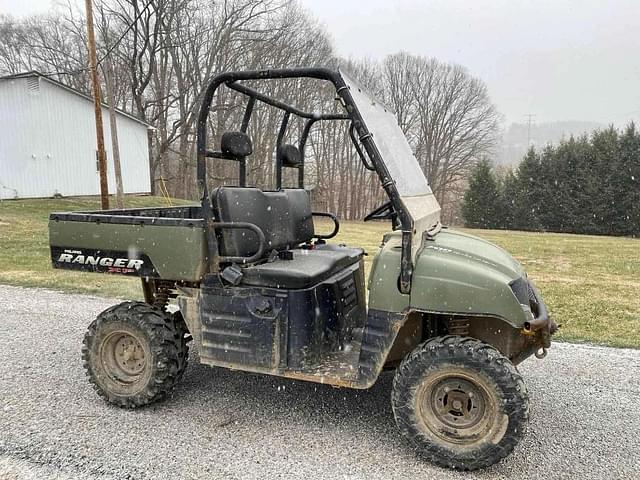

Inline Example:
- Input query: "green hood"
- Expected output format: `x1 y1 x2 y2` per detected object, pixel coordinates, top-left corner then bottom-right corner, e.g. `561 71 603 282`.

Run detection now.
408 228 529 326
426 229 524 281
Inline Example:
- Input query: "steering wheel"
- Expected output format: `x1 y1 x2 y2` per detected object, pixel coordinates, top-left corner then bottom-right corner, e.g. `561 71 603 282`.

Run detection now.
364 200 397 222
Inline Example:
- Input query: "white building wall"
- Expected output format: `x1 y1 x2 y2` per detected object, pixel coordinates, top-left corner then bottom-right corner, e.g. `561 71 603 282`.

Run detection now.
0 76 151 199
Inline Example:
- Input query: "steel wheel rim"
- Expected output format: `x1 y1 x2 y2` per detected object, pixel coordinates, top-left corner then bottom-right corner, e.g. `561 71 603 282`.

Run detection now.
100 330 149 386
417 369 499 446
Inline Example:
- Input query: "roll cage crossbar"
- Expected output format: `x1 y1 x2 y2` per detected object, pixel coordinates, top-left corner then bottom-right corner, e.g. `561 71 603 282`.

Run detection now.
196 67 415 293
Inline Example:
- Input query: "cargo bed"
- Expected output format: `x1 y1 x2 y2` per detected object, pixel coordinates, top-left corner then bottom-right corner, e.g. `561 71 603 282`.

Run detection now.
49 206 207 281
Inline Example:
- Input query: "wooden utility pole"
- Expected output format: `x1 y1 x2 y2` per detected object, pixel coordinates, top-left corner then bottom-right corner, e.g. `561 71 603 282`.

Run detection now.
99 10 124 209
85 0 109 210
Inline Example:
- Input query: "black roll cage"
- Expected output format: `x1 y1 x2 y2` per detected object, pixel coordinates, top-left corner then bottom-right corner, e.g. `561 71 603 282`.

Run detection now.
196 67 415 294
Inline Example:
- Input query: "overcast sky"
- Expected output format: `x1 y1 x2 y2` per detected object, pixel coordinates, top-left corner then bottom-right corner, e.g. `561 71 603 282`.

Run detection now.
3 0 639 126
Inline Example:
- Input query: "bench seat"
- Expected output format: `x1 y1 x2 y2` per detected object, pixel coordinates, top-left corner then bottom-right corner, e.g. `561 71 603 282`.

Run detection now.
241 246 363 289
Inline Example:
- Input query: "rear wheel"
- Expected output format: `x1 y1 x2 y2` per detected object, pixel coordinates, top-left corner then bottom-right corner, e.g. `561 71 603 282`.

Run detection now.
82 301 188 408
392 336 528 470
171 311 190 381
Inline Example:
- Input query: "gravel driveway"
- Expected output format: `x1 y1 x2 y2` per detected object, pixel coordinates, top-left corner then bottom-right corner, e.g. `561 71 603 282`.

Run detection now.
0 284 639 479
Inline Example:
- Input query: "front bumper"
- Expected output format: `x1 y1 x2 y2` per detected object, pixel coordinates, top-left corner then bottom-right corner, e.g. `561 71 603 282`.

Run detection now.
509 278 558 361
526 283 557 331
525 283 558 357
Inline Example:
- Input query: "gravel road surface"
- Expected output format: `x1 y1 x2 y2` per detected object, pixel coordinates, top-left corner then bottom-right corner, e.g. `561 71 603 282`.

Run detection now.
0 284 639 479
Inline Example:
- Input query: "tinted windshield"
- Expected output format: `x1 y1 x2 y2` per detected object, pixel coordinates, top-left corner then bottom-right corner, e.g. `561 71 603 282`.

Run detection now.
340 69 433 198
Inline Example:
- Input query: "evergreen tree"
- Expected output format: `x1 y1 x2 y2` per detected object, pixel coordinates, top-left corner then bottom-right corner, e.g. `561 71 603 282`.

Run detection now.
512 148 543 231
462 123 639 236
549 135 594 233
497 170 519 230
535 144 561 231
590 127 620 234
461 159 500 228
612 123 640 236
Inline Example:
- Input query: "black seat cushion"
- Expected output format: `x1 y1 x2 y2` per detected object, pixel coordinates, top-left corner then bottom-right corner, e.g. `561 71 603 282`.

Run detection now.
212 187 314 258
241 247 363 289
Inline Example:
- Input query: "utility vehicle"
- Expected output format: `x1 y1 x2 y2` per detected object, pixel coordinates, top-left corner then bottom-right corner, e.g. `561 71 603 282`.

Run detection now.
49 68 556 470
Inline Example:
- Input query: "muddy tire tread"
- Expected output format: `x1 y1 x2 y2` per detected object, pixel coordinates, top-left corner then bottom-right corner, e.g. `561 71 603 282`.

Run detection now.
82 301 188 408
392 335 529 471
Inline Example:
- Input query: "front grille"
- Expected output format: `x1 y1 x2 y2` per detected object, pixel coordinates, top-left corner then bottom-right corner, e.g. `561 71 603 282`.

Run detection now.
510 277 540 317
527 282 540 316
509 277 529 305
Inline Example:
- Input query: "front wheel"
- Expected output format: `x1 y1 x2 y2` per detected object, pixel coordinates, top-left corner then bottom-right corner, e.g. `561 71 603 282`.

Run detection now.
392 336 529 471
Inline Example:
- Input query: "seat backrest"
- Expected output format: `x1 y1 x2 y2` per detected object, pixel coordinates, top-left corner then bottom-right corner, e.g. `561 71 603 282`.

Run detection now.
211 187 314 258
220 131 252 159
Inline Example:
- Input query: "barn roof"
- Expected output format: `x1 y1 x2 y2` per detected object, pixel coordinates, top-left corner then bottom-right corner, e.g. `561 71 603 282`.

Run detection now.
0 71 150 128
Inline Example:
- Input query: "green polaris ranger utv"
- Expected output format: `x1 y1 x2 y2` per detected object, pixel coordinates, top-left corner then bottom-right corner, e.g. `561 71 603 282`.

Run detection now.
49 68 556 470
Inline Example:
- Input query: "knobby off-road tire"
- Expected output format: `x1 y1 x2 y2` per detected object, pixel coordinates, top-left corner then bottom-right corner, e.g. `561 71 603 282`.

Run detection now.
392 336 529 471
171 311 190 382
82 301 189 408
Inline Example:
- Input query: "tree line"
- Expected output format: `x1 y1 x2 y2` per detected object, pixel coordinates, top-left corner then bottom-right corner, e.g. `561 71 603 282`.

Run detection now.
462 124 640 236
0 0 499 221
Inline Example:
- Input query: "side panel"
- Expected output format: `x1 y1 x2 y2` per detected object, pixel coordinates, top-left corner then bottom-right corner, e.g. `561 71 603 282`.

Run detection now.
367 232 410 313
287 263 367 370
183 263 370 386
200 286 286 369
355 309 406 387
49 220 207 281
197 276 363 374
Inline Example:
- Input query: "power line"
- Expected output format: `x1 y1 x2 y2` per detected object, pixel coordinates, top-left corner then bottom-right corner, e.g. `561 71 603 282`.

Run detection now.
97 1 153 66
17 1 153 79
524 113 536 146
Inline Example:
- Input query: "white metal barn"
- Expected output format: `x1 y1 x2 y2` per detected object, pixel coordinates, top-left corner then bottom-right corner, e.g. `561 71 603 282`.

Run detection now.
0 71 151 200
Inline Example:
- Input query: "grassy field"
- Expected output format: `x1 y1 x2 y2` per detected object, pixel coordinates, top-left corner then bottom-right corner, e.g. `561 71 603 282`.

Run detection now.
1 196 638 348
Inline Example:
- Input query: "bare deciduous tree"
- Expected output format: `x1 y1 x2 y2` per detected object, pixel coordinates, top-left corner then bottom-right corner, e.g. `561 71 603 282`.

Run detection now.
0 2 499 223
382 53 500 209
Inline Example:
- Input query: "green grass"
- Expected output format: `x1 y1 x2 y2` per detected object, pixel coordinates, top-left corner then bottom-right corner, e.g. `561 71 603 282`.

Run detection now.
1 197 639 348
